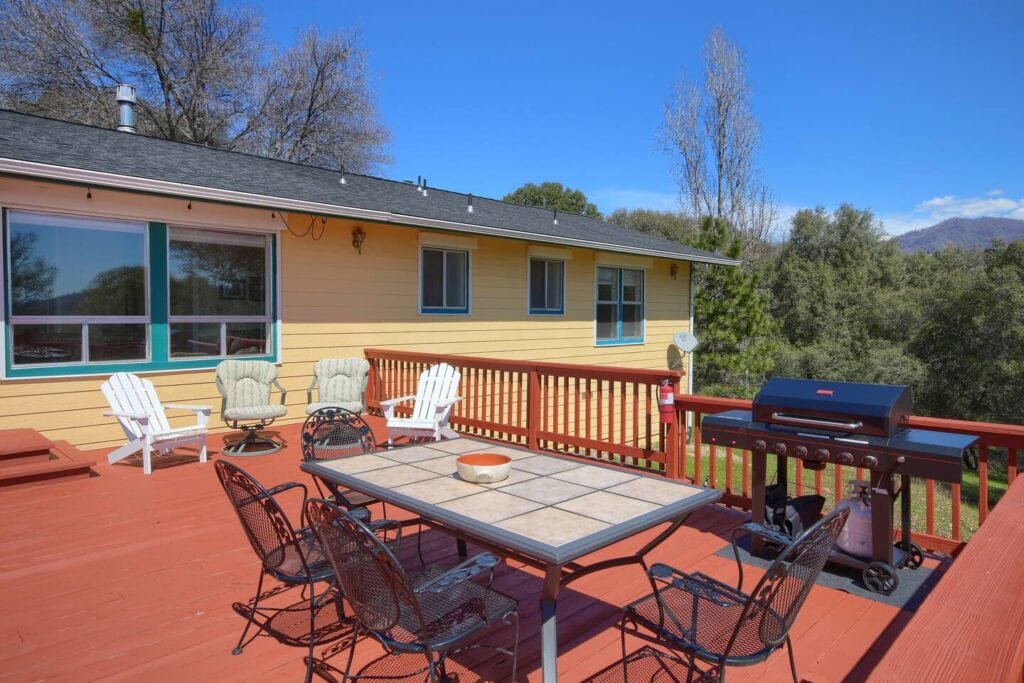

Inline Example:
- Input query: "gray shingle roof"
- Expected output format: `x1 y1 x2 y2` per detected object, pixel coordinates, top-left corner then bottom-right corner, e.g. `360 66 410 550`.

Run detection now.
0 109 736 264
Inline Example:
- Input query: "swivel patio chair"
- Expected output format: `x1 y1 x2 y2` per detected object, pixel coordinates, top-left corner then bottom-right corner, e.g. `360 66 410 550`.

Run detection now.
101 372 210 475
305 498 519 683
214 460 336 683
300 407 385 523
215 359 287 456
382 362 462 446
620 507 850 683
305 357 370 415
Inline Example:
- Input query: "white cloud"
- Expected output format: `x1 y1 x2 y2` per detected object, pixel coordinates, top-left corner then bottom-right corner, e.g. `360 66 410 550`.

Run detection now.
881 192 1024 235
589 187 680 214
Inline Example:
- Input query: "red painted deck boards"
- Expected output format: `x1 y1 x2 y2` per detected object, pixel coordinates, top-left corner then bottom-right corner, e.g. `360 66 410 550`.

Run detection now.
0 419 913 682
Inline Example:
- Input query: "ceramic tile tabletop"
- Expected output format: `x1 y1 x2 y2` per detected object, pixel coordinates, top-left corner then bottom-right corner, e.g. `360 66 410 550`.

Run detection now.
309 436 714 555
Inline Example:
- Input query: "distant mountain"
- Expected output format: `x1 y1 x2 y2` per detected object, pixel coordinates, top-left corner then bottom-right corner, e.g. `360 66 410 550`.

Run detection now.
898 217 1024 253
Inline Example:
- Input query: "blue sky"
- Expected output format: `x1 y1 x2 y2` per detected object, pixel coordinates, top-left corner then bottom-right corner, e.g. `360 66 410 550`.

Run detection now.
260 1 1023 235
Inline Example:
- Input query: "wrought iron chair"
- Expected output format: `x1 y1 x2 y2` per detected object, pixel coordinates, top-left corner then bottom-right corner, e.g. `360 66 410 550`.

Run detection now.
306 498 519 683
214 460 335 683
300 407 386 523
621 507 850 683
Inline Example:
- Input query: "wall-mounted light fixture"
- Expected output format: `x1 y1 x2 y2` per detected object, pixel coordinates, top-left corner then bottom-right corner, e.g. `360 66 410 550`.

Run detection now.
352 226 366 254
670 263 678 279
86 187 92 199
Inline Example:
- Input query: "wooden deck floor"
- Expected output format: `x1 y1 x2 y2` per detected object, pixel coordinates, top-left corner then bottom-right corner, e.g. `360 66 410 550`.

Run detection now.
0 421 922 682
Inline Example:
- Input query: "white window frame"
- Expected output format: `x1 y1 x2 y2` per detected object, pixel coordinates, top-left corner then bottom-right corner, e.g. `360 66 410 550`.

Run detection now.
167 226 274 360
5 210 151 368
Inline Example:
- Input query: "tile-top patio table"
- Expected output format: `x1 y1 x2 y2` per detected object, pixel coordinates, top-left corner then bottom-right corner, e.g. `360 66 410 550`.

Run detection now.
301 436 721 682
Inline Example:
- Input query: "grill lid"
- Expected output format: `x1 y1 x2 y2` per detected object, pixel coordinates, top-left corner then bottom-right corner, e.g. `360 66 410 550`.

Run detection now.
752 377 911 438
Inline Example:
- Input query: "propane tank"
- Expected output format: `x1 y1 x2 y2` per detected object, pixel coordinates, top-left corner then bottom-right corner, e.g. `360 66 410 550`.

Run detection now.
836 480 873 558
659 380 675 424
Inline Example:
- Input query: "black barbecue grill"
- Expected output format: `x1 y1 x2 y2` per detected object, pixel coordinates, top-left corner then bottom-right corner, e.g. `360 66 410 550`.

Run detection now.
701 377 978 594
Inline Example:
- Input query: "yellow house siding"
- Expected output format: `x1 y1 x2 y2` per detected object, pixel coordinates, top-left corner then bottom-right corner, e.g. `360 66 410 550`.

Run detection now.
0 179 693 449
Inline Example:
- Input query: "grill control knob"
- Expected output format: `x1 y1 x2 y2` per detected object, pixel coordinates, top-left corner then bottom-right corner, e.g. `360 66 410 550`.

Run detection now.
773 442 788 456
754 439 767 452
794 445 808 458
862 455 879 469
814 448 830 462
839 451 854 465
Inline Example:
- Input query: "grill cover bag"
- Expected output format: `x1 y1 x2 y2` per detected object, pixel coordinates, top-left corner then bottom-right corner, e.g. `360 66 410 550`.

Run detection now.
765 484 826 537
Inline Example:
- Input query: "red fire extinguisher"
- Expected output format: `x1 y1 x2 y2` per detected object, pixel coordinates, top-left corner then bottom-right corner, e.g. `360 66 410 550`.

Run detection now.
659 380 675 424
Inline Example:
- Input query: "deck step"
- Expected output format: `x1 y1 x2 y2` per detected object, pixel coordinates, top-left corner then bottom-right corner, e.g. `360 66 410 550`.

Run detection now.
0 428 54 466
0 431 96 489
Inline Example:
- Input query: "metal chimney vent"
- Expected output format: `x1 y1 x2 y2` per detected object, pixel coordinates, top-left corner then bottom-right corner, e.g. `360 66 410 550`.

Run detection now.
115 84 137 133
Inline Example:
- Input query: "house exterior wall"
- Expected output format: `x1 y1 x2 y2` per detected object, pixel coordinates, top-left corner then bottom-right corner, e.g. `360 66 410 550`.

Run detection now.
0 177 692 450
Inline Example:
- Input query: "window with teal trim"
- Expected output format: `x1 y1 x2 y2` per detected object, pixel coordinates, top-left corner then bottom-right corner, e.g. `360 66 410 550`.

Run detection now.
3 209 276 377
596 266 644 344
168 227 272 358
6 210 150 368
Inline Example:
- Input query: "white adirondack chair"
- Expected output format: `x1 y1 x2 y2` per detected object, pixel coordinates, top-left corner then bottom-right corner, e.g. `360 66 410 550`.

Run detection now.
381 363 462 446
101 372 211 475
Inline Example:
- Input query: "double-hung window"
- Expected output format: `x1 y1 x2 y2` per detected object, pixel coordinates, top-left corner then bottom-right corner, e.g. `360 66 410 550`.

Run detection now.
528 258 564 314
420 247 469 314
596 266 644 344
6 211 149 367
3 209 276 377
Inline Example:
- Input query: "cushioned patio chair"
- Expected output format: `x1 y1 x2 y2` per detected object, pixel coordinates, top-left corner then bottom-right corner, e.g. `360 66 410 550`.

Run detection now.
382 362 462 446
215 360 287 456
306 498 519 683
300 407 384 522
620 507 850 683
101 372 210 475
305 358 370 416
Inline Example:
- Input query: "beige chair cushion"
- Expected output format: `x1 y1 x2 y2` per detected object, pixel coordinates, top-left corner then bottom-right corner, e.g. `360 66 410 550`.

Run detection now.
311 358 369 412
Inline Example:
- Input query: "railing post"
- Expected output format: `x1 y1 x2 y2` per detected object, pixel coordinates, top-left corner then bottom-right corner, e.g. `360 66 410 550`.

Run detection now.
527 368 540 450
365 354 380 411
665 398 679 479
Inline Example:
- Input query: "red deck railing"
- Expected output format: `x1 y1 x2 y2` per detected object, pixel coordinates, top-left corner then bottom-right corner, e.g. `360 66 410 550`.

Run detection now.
365 349 1024 553
364 348 684 478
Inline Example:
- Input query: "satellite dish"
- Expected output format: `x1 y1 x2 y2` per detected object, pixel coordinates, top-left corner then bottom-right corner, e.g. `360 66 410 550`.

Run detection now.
673 331 699 353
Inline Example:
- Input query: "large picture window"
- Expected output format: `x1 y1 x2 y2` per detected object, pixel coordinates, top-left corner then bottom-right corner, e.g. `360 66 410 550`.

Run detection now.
529 258 564 314
421 247 469 314
3 210 277 376
169 228 271 358
596 266 644 344
6 211 148 366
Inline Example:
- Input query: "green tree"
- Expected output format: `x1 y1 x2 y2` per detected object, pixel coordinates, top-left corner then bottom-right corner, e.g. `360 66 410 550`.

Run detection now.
503 181 602 219
607 208 698 243
910 242 1024 422
690 217 776 397
768 205 925 390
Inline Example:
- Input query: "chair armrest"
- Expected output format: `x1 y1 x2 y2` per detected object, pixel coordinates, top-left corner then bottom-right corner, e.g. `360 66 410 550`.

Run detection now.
648 564 746 607
380 394 416 408
367 518 404 550
265 481 308 523
416 552 502 594
730 522 794 591
434 396 463 409
104 410 149 421
306 376 318 405
273 379 288 405
162 403 212 414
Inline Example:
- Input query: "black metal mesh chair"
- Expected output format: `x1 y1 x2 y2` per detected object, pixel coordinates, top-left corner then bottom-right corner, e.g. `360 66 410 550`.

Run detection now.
301 407 384 522
215 459 338 683
621 507 850 683
306 498 519 683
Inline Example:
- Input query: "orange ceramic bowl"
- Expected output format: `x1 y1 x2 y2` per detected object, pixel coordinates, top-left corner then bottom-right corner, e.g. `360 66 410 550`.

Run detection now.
456 453 512 483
